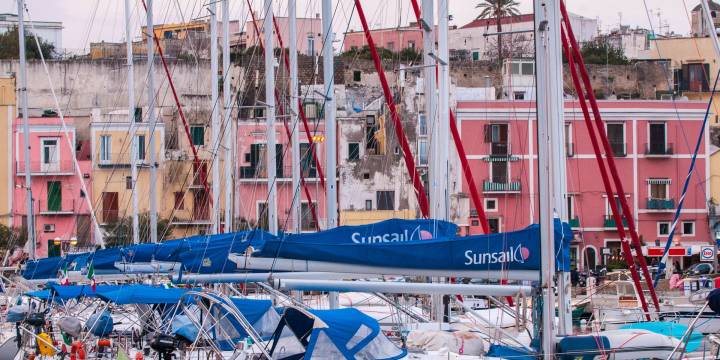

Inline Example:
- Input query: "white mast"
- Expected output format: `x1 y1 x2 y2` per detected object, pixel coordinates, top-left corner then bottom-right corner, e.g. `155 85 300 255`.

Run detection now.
534 0 561 356
222 0 233 233
322 0 337 230
264 0 278 236
321 0 339 309
290 0 301 234
126 0 140 244
437 0 449 221
210 0 220 234
146 0 158 243
17 0 35 259
423 0 437 220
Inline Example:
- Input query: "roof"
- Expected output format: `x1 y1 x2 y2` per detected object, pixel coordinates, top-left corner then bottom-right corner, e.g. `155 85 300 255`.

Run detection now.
693 0 720 12
461 14 534 29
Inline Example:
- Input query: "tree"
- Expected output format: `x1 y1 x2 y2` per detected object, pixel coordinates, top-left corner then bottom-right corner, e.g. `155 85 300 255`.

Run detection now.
103 213 173 247
475 0 520 67
577 39 630 65
483 34 533 62
0 26 55 60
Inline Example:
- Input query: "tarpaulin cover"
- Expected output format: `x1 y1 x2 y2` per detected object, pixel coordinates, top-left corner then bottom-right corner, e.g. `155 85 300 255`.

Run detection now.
229 298 274 325
258 221 572 272
557 335 612 360
96 285 193 305
88 248 123 272
6 305 28 322
172 315 198 343
86 311 113 337
709 288 720 314
180 230 272 273
621 321 702 352
25 290 51 300
47 283 119 300
486 345 537 360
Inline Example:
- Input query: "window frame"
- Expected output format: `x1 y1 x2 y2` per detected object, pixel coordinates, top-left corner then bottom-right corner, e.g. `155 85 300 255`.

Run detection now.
657 221 670 237
190 125 205 146
99 135 111 162
605 122 626 157
681 221 695 236
484 198 498 212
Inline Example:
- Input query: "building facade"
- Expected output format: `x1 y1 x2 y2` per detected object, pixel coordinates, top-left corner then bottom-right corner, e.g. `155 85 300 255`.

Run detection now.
343 24 428 53
0 13 63 51
0 75 15 227
13 116 93 258
245 15 322 56
456 100 711 271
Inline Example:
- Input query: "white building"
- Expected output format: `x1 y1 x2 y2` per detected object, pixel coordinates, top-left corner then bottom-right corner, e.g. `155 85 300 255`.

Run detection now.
602 26 653 60
450 12 597 61
0 13 63 52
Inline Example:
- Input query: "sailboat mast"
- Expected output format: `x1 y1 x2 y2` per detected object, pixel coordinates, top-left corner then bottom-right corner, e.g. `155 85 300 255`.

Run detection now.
534 0 562 356
126 0 140 245
290 0 301 234
146 0 158 243
423 0 437 220
16 0 35 259
264 0 278 236
210 0 220 234
323 0 337 230
437 0 450 222
222 0 233 233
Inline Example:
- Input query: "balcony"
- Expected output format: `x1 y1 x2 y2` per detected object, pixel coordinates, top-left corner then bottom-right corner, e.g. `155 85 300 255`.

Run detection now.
644 142 673 157
37 199 77 215
647 198 675 211
16 161 75 175
98 153 152 168
483 179 521 193
568 217 580 228
239 164 320 182
603 215 628 229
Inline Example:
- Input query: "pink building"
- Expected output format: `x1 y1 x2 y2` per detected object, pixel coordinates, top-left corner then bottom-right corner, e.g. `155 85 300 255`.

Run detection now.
235 114 326 232
343 24 427 52
13 117 93 258
245 15 322 56
455 100 711 271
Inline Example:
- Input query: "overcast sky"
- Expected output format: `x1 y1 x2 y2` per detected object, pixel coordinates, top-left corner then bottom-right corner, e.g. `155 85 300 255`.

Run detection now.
1 0 699 54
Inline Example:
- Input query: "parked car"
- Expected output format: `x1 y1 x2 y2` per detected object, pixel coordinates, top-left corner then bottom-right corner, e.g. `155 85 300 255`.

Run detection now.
685 263 713 276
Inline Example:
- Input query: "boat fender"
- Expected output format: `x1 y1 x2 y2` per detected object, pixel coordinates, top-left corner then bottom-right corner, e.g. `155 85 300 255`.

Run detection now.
135 352 143 360
70 341 86 360
97 339 112 347
37 332 56 356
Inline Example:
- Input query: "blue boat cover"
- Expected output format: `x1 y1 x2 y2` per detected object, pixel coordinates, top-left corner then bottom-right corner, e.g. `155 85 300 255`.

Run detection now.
486 345 536 360
557 335 611 360
621 321 702 352
47 283 119 301
172 315 199 343
23 252 87 280
230 298 274 325
180 231 271 273
258 221 572 272
96 285 193 305
86 311 113 337
25 289 51 300
708 288 720 314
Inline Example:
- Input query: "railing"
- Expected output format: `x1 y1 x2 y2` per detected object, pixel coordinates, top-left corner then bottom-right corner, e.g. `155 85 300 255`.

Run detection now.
568 217 580 228
490 142 509 156
97 152 152 167
483 179 521 192
37 199 77 214
644 142 673 156
604 215 629 229
647 198 675 210
239 164 318 180
16 161 75 174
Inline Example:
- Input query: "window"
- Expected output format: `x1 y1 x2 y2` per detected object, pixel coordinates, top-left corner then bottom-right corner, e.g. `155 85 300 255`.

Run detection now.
134 107 142 122
567 195 575 219
190 126 205 146
365 199 372 210
488 218 500 233
484 198 497 211
257 202 269 231
307 34 315 57
125 176 132 190
418 113 427 136
510 62 520 75
41 138 59 166
513 92 525 100
605 195 624 217
565 123 574 157
348 142 360 161
408 40 416 49
491 161 508 184
678 63 710 92
353 70 362 82
47 181 61 212
137 134 146 160
658 221 670 236
682 221 695 236
418 139 428 166
193 162 208 186
472 51 480 61
301 202 317 231
254 107 265 118
366 115 381 154
387 42 395 51
485 123 509 155
304 102 318 119
100 135 111 162
362 172 370 180
521 62 534 75
606 123 625 156
648 123 667 154
471 220 479 226
102 192 119 223
376 191 395 210
174 192 184 210
649 181 668 199
299 143 317 177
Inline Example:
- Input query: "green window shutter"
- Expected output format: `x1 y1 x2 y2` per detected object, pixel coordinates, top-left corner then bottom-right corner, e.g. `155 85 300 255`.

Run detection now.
47 181 61 212
191 126 205 146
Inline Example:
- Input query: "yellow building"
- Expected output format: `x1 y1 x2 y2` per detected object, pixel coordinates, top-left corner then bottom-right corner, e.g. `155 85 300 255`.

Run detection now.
0 75 15 226
90 109 165 232
711 147 720 204
339 210 415 226
143 21 210 41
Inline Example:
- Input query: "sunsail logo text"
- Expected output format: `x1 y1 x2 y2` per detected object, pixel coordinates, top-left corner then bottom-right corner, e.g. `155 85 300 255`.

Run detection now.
351 226 433 244
464 245 530 265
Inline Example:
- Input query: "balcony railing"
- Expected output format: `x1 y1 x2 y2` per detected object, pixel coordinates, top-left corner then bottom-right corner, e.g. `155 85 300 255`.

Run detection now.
483 179 521 192
647 198 675 210
37 199 77 215
16 161 75 175
568 217 580 228
98 153 152 168
603 215 629 229
644 142 673 157
239 164 319 180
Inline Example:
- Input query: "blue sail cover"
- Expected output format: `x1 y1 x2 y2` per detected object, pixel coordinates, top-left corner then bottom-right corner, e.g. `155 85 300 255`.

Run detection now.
22 252 88 280
180 230 272 273
257 221 572 272
97 284 194 305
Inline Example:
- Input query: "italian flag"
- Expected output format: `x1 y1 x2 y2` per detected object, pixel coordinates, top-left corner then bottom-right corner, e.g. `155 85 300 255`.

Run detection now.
60 264 70 286
87 262 96 291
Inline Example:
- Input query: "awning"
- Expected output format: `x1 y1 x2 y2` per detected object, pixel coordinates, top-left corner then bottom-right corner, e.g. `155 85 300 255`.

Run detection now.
647 178 671 185
646 247 690 257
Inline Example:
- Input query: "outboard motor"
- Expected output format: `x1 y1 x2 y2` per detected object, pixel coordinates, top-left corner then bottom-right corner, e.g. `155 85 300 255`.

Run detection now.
149 333 177 360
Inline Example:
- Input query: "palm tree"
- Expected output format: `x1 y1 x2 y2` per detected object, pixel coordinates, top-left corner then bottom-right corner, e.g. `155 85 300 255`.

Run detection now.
475 0 520 67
